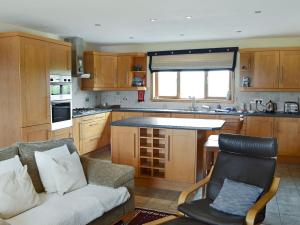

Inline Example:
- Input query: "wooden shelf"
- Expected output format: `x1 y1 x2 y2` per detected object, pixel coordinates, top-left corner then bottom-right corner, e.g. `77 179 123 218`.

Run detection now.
82 86 147 91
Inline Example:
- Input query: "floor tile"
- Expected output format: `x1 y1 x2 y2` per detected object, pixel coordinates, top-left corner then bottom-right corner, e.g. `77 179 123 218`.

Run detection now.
262 212 282 225
280 214 300 225
278 203 300 217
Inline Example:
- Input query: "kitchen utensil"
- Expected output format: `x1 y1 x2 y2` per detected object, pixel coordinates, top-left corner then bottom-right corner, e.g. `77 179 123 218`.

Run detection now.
284 102 299 114
265 100 277 113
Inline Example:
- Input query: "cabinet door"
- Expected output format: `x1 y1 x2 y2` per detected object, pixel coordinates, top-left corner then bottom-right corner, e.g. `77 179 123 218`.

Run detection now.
252 51 279 88
72 117 81 152
112 112 125 122
117 56 132 88
48 43 71 75
165 129 197 183
20 38 50 127
111 126 139 173
240 52 254 72
144 112 171 118
279 51 300 88
95 55 117 88
22 124 51 142
246 116 274 137
275 118 300 157
124 112 144 119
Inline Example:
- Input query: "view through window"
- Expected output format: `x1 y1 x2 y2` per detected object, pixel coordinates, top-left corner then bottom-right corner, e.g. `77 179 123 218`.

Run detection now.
153 70 232 101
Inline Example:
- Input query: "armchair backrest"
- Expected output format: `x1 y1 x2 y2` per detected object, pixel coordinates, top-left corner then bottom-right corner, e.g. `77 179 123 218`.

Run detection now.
207 134 277 201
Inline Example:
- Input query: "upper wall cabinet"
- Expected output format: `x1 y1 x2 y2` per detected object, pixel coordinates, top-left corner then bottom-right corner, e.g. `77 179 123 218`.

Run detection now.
240 48 300 91
48 43 71 75
81 51 147 91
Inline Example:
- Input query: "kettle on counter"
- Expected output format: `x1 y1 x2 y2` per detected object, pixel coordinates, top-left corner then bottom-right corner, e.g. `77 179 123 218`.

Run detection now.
265 100 277 113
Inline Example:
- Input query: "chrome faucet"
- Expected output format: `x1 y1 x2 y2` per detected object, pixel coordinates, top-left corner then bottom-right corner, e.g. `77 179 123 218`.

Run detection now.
201 104 211 111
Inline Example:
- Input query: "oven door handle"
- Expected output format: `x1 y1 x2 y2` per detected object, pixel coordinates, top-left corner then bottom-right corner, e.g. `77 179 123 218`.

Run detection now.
51 100 71 104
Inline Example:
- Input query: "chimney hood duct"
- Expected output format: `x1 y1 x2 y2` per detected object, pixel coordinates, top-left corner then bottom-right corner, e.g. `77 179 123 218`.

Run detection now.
64 37 91 78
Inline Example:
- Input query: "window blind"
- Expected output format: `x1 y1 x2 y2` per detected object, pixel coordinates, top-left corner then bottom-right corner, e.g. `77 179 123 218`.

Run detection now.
148 47 238 73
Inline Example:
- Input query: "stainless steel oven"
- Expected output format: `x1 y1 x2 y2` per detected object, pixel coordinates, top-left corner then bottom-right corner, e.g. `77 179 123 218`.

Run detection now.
50 75 72 130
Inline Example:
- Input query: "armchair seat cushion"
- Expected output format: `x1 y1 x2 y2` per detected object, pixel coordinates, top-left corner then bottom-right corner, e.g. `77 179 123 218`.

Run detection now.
178 199 244 225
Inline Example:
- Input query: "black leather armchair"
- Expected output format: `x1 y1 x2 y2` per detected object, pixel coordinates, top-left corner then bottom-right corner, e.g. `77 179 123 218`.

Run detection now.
146 134 280 225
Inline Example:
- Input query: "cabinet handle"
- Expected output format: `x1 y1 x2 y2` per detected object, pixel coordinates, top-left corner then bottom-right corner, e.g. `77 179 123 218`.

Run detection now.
89 137 99 142
167 135 170 161
133 133 136 158
89 123 98 127
281 65 284 82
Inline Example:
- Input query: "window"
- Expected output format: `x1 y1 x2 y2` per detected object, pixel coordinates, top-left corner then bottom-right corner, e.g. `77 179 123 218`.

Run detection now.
153 70 233 101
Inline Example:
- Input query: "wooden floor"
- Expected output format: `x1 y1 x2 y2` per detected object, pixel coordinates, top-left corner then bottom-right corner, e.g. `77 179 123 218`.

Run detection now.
85 148 300 225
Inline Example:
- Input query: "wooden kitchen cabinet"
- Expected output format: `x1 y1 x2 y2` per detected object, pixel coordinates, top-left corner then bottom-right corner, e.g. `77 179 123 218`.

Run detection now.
246 116 274 137
171 113 195 118
112 111 143 122
111 126 139 175
274 118 300 158
21 37 50 127
82 52 118 90
144 112 171 118
252 51 280 89
22 124 51 142
51 127 72 140
279 50 300 88
165 129 197 183
117 55 133 88
240 48 300 91
48 43 71 75
73 113 110 155
0 32 71 147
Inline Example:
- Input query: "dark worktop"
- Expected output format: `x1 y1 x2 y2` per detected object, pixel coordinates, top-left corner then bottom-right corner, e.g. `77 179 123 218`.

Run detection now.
72 107 300 118
111 117 225 130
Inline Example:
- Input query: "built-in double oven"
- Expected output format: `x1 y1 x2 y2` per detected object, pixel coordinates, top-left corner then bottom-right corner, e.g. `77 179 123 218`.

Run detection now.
50 75 72 130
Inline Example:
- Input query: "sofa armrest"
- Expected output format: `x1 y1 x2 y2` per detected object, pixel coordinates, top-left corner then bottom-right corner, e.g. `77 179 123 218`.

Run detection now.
0 219 11 225
80 156 135 189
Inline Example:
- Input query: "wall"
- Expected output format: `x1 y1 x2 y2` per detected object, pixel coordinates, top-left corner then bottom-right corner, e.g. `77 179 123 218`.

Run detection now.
0 21 96 108
91 37 300 111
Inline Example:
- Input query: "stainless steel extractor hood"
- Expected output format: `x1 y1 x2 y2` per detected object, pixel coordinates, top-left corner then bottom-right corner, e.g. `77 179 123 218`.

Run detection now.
64 37 91 78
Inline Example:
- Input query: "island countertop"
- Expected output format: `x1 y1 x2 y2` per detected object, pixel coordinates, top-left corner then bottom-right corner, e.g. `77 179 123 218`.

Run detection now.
111 116 225 130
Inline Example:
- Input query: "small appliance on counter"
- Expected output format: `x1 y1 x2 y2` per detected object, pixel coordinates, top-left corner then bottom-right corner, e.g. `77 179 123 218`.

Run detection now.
284 102 299 114
265 100 277 113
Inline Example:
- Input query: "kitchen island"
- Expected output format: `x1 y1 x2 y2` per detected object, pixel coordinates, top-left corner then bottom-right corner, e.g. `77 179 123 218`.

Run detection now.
111 117 225 190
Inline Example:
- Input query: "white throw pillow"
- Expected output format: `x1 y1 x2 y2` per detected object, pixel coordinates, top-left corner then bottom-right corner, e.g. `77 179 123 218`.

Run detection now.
0 166 40 219
35 145 70 193
0 155 23 175
51 152 87 195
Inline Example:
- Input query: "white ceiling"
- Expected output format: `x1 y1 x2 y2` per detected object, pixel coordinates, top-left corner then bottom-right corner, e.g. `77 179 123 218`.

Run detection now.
0 0 300 44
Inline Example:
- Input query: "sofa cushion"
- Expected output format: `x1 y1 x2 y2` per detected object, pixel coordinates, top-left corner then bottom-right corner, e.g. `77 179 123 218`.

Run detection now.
0 156 23 174
6 184 130 225
17 138 77 193
35 145 71 193
0 146 19 162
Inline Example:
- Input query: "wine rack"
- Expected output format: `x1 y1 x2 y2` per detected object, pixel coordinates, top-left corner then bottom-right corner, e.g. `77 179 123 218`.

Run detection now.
139 128 167 178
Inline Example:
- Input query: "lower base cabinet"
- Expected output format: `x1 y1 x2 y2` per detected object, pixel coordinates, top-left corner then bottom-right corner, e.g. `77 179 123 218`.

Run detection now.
275 118 300 159
22 124 51 142
111 126 200 190
246 116 274 137
73 113 111 155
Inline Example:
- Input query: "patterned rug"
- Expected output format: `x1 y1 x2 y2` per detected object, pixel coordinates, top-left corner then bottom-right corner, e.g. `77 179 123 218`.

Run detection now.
115 208 176 225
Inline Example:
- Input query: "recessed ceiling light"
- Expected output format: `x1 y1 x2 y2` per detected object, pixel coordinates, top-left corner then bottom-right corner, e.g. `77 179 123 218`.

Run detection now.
236 30 242 33
129 36 134 39
94 23 101 27
180 34 185 36
150 18 157 22
255 10 262 14
185 16 192 19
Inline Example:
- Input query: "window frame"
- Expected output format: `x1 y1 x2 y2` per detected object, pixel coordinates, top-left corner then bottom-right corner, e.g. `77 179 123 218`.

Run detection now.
151 70 234 103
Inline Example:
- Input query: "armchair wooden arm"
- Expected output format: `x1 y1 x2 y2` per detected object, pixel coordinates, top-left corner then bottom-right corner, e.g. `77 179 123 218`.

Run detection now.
177 167 213 206
246 177 280 225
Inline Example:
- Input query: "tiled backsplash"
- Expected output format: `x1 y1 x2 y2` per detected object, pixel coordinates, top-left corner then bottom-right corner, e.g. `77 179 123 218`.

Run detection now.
72 78 98 108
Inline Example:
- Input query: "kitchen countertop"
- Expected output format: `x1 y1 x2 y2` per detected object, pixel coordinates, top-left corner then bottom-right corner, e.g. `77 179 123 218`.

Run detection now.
72 107 300 118
111 117 225 130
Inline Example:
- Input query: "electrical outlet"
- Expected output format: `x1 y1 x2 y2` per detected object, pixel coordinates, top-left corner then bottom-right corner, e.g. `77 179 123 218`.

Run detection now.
254 99 263 104
85 97 90 102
